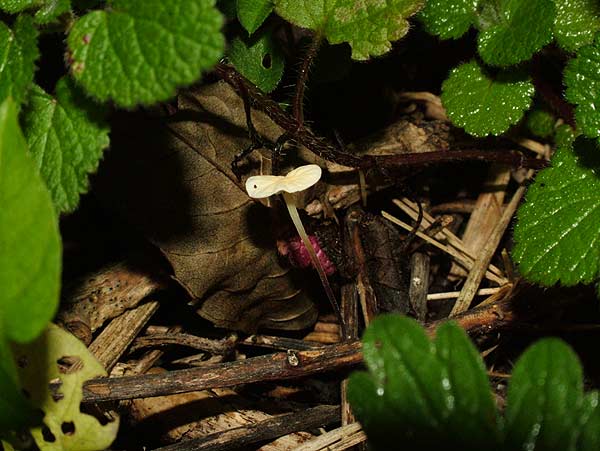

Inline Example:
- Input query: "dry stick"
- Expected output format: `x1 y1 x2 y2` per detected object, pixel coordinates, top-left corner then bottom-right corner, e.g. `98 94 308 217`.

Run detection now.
294 422 366 451
152 405 340 451
425 295 521 337
393 198 507 282
409 253 429 321
84 294 545 404
348 210 378 326
89 301 159 371
214 64 546 171
130 332 237 355
341 213 362 427
241 334 323 351
82 340 362 403
59 260 167 344
450 185 528 316
127 325 183 375
427 287 502 301
449 166 510 280
381 211 506 286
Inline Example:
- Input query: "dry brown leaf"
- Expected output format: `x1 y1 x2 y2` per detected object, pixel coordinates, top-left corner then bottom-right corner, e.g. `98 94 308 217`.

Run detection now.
95 82 317 332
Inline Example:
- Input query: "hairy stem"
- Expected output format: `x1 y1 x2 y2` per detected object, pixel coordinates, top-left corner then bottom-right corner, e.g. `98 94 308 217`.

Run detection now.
293 33 323 126
214 64 547 172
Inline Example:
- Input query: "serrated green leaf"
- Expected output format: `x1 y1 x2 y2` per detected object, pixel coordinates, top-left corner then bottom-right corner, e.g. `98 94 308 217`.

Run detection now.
526 109 555 138
419 0 478 39
0 0 71 23
11 324 119 450
67 0 225 107
504 339 584 450
34 0 71 24
513 137 600 285
441 60 534 137
0 0 37 12
0 97 60 433
21 78 109 213
0 97 61 342
274 0 424 61
0 16 39 106
348 315 497 449
237 0 272 34
477 0 555 67
228 31 283 93
554 0 600 52
565 40 600 138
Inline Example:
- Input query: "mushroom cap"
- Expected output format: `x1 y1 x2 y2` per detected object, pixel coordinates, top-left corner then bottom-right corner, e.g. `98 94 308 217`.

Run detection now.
245 164 322 199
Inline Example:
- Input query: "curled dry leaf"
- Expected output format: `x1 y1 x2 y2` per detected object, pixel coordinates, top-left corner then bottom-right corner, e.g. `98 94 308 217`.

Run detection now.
95 82 317 332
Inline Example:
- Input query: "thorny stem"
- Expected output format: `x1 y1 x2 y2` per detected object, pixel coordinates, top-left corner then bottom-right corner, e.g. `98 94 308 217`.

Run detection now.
292 33 323 126
214 63 548 171
283 192 346 338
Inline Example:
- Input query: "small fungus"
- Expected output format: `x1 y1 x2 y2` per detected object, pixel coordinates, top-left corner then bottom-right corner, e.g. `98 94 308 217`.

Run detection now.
246 165 344 335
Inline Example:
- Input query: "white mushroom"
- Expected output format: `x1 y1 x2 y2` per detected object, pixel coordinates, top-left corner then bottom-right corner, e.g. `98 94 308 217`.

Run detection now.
246 165 344 336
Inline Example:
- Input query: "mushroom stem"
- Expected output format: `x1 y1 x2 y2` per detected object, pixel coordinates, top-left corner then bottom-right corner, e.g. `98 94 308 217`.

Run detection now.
282 192 346 338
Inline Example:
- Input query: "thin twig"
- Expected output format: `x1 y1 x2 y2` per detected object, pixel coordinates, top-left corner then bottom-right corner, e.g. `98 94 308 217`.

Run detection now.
130 332 237 355
427 287 502 301
381 211 506 285
152 405 340 451
393 198 507 282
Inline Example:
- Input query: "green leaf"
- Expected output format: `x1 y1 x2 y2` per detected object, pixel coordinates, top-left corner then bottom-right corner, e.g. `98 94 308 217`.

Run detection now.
0 97 60 432
237 0 272 34
504 339 584 450
0 97 61 342
67 0 225 107
274 0 424 61
578 392 600 451
565 39 600 139
11 324 120 450
0 0 37 13
418 0 478 40
513 136 600 285
0 0 70 22
554 0 600 52
228 31 284 93
441 60 534 137
348 315 498 449
477 0 555 67
22 78 109 212
34 0 71 24
0 332 35 434
0 15 39 105
526 109 555 138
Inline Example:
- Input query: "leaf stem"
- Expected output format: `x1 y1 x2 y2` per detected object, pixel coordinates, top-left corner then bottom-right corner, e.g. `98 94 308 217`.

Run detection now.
292 32 323 126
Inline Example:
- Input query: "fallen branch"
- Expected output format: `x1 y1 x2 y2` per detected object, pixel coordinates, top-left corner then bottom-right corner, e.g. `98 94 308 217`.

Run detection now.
152 405 339 451
83 341 362 403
